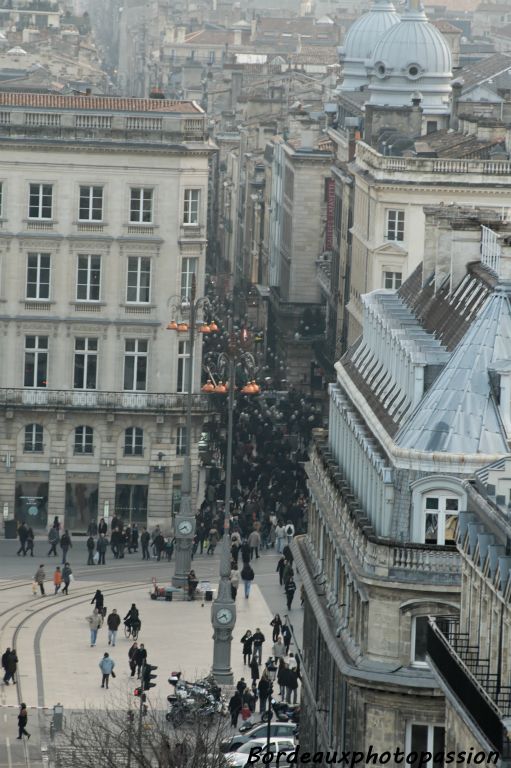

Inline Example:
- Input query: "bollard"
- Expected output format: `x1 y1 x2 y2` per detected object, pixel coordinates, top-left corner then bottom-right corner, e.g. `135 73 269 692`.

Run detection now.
53 703 64 732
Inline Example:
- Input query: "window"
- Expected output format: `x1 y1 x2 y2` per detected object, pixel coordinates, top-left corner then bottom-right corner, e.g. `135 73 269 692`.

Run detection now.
74 425 94 455
124 427 144 456
24 335 48 388
124 338 148 391
0 182 4 218
177 340 191 393
28 183 52 220
74 337 98 390
79 185 103 221
24 424 43 453
412 616 454 665
181 257 197 301
77 255 101 302
26 253 50 300
127 256 151 303
183 189 200 225
385 209 404 242
406 724 445 766
130 187 153 223
384 271 402 290
176 426 187 456
424 494 459 545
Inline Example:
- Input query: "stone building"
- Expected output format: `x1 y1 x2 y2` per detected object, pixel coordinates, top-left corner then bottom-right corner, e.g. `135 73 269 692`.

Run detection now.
293 206 511 754
0 92 213 534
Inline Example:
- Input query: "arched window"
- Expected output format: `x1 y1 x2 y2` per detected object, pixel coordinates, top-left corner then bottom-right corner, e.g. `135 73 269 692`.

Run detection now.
410 477 465 545
124 427 143 456
74 426 93 455
24 423 43 453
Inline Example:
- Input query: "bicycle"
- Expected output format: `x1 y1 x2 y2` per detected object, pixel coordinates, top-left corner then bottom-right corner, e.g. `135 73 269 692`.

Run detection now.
124 621 140 640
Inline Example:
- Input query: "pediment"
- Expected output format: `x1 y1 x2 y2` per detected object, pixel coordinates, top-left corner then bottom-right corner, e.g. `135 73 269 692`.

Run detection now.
373 241 408 256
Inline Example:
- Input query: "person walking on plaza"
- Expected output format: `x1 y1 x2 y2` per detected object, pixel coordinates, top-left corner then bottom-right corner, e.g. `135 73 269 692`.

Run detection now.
252 628 265 664
134 643 147 678
240 561 254 599
107 609 121 646
2 648 17 685
258 669 271 713
286 577 297 610
1 647 10 684
17 522 28 556
60 529 72 564
128 642 138 676
25 527 34 557
96 534 108 565
99 652 115 689
248 529 261 560
240 630 253 665
61 562 72 595
17 703 30 740
230 563 240 600
284 521 295 546
283 560 294 590
98 517 107 536
275 522 285 553
140 528 150 560
282 623 292 655
276 556 286 587
272 636 285 660
53 566 62 595
47 526 59 557
228 690 242 727
270 614 282 643
34 564 46 596
91 589 104 613
250 656 259 686
87 608 102 647
86 535 95 565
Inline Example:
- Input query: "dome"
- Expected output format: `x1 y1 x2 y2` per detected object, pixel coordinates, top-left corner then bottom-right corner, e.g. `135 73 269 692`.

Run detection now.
368 0 452 115
340 0 400 91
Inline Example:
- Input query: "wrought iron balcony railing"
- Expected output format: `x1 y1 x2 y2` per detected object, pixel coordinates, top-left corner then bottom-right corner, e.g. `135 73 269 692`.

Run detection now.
0 388 211 411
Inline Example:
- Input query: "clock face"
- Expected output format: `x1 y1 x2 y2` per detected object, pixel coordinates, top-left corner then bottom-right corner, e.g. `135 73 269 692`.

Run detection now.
178 520 193 535
216 608 233 625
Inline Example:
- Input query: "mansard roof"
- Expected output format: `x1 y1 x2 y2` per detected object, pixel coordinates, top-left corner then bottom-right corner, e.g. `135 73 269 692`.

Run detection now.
396 287 511 454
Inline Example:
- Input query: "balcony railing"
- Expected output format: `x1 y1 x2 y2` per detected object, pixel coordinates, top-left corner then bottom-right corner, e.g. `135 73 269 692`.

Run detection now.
0 388 210 411
427 620 507 754
308 439 460 583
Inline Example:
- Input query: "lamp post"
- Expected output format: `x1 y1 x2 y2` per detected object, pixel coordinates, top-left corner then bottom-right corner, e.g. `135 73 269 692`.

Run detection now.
203 322 260 684
166 278 214 588
265 659 278 754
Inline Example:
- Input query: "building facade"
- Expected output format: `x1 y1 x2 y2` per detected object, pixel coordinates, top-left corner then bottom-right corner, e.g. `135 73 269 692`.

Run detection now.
0 92 213 534
294 206 511 754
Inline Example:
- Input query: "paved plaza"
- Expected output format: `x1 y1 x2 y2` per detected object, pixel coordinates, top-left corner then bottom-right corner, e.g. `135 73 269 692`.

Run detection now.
0 535 303 767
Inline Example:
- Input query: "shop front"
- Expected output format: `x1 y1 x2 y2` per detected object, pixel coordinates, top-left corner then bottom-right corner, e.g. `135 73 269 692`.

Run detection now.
65 475 99 532
15 472 49 529
115 475 148 527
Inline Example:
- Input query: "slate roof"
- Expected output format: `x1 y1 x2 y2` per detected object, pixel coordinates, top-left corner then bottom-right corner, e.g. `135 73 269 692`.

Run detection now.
396 288 511 454
456 52 511 89
0 92 202 113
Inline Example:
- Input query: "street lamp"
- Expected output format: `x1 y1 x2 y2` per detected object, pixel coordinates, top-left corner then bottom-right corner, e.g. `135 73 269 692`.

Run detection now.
166 277 215 588
203 322 260 683
264 659 278 753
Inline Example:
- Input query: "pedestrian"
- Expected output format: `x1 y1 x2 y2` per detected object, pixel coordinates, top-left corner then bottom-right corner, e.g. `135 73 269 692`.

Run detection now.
53 566 62 595
86 535 95 565
240 539 251 564
47 526 59 557
87 608 102 647
282 623 292 655
34 564 46 596
248 529 261 560
99 652 115 689
154 532 165 561
272 636 285 660
285 577 297 610
17 703 30 740
240 561 255 598
62 562 72 595
284 521 295 546
283 560 294 590
134 643 147 678
228 690 242 727
275 522 285 553
87 520 98 537
98 517 107 536
207 527 218 555
282 544 294 565
250 656 259 686
131 523 139 553
240 630 253 665
276 556 286 587
60 529 72 564
140 528 150 560
236 677 247 696
96 534 108 565
258 669 271 713
25 527 34 557
277 658 287 699
300 584 305 606
52 516 61 534
128 642 138 676
230 564 240 600
91 589 104 613
1 647 10 684
17 522 28 556
107 609 121 646
2 648 17 685
270 613 282 642
285 665 299 704
252 628 265 664
164 537 174 561
187 569 198 601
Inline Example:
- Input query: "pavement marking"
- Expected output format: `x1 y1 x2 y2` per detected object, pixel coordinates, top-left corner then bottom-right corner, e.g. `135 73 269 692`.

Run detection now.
5 736 12 768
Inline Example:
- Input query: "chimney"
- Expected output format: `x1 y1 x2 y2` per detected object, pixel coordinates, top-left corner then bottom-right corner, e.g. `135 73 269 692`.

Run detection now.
233 28 242 46
250 18 257 42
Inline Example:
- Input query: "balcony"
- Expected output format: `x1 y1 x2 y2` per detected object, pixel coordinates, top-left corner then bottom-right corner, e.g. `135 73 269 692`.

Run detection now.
316 257 332 297
0 388 211 412
427 620 510 755
308 439 460 583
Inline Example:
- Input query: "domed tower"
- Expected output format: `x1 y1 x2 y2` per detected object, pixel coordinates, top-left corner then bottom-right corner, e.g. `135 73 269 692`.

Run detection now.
368 0 452 120
339 0 400 92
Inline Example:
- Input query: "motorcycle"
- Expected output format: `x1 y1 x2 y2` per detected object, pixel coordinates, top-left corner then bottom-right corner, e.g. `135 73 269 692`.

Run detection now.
166 671 227 724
